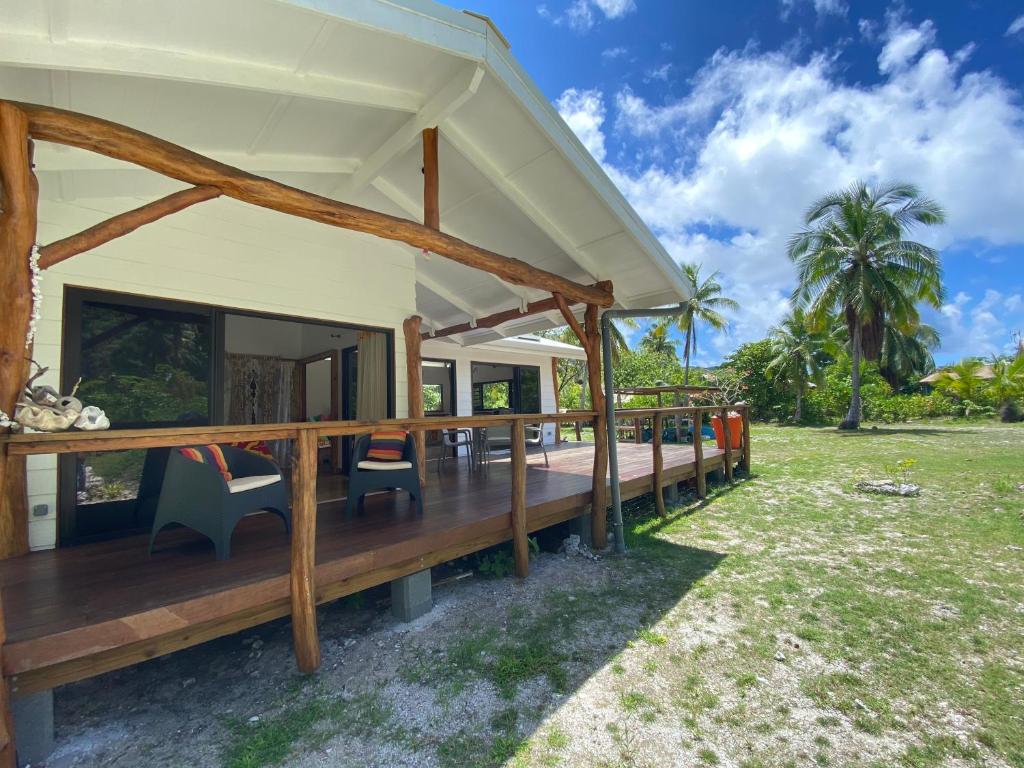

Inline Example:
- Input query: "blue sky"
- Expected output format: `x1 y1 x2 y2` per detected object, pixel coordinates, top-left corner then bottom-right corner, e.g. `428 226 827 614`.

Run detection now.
445 0 1024 366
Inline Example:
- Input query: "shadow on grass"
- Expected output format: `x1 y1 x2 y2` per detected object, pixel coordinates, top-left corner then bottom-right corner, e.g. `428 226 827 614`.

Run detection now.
834 426 982 437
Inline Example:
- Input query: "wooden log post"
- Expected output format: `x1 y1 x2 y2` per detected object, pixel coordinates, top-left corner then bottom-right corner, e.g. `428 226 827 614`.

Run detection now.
0 102 37 565
290 429 321 673
633 416 642 444
551 357 561 443
652 412 665 517
0 593 14 768
740 406 751 473
693 408 706 499
584 301 609 548
720 407 734 483
403 316 426 484
422 127 439 231
510 419 528 578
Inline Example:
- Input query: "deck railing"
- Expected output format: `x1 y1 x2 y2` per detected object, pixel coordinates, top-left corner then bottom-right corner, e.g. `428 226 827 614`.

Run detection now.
0 411 596 673
610 405 750 516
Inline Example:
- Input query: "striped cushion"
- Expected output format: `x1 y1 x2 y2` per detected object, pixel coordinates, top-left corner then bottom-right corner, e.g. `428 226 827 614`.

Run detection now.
179 444 233 481
366 430 408 462
229 440 273 459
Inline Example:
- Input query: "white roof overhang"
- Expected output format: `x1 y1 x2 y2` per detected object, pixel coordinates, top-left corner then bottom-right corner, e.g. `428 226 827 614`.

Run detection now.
0 0 688 340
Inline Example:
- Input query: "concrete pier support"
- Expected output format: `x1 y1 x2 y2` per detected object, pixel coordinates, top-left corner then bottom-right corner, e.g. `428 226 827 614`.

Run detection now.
664 483 679 506
569 508 593 548
391 569 432 622
13 689 53 767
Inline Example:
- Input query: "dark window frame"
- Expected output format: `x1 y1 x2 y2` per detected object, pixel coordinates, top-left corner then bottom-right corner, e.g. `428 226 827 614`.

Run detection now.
59 286 397 546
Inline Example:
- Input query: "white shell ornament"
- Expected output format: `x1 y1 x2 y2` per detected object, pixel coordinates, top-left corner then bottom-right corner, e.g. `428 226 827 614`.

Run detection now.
57 395 83 413
74 406 110 431
15 403 79 432
30 385 60 406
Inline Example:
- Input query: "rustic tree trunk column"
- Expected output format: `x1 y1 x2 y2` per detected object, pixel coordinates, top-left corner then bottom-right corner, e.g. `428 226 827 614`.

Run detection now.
510 419 528 578
0 590 15 768
720 407 734 482
290 429 321 673
403 316 426 484
652 412 665 517
693 408 706 499
740 406 751 473
0 102 37 564
584 301 609 548
422 127 439 231
550 357 561 444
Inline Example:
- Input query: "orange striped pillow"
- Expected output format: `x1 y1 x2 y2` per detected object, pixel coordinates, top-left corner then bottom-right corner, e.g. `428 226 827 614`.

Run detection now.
366 430 408 461
178 444 233 481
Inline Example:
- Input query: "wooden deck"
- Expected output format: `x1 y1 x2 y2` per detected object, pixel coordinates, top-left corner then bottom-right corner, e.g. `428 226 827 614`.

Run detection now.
0 440 725 696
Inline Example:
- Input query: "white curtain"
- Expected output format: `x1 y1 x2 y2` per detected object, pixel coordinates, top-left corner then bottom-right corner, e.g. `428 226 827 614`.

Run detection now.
356 331 388 420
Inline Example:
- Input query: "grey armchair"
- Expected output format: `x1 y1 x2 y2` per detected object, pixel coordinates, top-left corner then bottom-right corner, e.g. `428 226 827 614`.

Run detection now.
485 423 549 467
346 434 423 517
149 446 290 560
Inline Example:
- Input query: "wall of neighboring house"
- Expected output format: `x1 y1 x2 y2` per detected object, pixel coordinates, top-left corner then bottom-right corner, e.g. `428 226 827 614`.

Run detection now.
26 195 417 550
420 340 560 445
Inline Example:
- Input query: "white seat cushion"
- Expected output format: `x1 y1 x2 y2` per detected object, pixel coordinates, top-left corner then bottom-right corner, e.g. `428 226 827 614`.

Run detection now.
357 460 414 471
226 474 281 494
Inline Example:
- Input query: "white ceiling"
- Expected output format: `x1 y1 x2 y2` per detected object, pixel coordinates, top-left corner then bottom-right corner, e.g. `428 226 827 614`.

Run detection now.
0 0 688 344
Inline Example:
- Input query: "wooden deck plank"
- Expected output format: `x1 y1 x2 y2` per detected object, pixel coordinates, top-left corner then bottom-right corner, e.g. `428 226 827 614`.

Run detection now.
0 441 726 690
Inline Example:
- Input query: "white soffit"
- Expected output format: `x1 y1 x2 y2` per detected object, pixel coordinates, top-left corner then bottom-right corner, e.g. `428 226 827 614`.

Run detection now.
0 0 688 335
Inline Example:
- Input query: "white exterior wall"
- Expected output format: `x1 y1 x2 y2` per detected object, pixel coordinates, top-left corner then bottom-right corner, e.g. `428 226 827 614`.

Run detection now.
27 195 418 550
421 340 559 445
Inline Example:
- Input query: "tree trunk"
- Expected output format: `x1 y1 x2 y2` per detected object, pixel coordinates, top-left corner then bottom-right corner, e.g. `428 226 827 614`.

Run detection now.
683 327 692 385
841 323 862 430
794 386 803 423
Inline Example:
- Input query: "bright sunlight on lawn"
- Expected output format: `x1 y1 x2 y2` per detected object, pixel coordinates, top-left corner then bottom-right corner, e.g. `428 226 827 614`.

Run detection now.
575 422 1024 768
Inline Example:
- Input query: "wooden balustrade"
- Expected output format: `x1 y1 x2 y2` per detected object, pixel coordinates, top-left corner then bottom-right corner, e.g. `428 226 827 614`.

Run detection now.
0 410 593 679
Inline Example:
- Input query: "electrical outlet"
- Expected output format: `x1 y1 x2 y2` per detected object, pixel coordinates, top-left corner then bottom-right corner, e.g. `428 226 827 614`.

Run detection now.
32 504 49 518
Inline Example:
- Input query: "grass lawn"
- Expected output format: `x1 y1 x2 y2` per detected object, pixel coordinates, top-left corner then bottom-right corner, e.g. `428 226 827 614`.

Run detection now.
592 422 1024 768
60 422 1023 768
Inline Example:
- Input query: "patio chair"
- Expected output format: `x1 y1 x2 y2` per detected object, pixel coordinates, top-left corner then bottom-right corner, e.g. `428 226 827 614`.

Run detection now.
346 433 423 517
149 445 290 560
485 423 549 467
437 428 474 473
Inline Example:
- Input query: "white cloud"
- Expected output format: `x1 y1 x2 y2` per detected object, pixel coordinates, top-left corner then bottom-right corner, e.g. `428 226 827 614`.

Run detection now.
1007 14 1024 37
555 17 1024 358
929 290 1021 361
878 16 936 73
644 63 673 82
781 0 848 21
592 0 636 19
556 88 607 162
540 0 636 32
602 46 628 60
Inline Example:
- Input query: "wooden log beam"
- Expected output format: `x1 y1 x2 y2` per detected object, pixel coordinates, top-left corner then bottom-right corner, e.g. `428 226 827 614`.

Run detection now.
403 316 426 484
0 102 36 566
38 186 221 269
290 429 320 674
422 127 439 231
721 407 734 482
554 293 587 348
510 420 528 578
424 294 589 340
653 412 665 517
693 408 706 499
11 101 613 308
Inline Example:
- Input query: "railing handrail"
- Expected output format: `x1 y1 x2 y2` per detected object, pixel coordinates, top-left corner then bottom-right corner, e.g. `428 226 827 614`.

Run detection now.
0 411 599 456
612 404 747 418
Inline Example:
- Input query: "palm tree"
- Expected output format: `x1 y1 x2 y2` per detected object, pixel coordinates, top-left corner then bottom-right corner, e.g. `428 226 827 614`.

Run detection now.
639 323 677 357
661 263 737 385
765 307 829 421
987 355 1024 407
789 180 945 429
937 358 987 403
878 322 940 391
